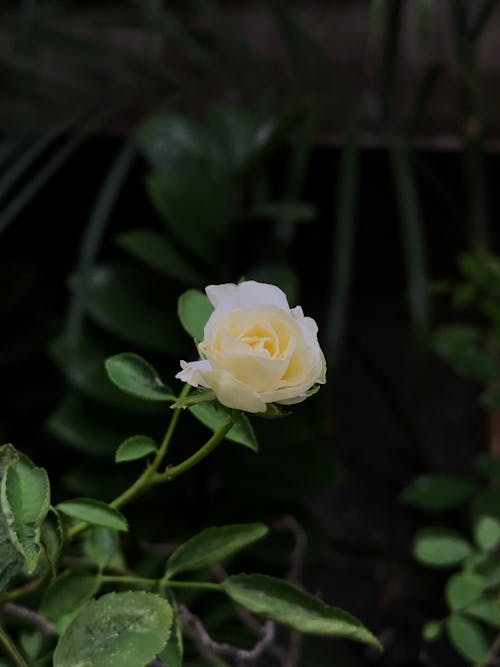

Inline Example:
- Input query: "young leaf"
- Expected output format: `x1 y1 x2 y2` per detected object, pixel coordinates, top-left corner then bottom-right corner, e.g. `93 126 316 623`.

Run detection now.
223 574 380 649
474 515 500 551
57 498 128 532
2 451 50 573
42 571 100 624
423 620 442 641
178 289 213 341
446 614 489 663
83 526 119 570
116 228 203 285
414 527 472 567
105 353 175 402
115 435 157 463
401 474 477 512
445 572 486 611
53 591 173 667
190 402 258 452
165 523 268 579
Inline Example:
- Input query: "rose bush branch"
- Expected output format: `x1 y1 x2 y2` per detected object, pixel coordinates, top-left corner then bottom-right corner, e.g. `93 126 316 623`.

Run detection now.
180 606 276 663
151 413 235 483
3 603 57 637
67 383 194 541
0 281 383 667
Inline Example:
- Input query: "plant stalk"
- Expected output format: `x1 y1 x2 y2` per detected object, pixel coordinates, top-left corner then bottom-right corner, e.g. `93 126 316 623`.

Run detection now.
152 415 234 483
67 384 191 541
0 625 29 667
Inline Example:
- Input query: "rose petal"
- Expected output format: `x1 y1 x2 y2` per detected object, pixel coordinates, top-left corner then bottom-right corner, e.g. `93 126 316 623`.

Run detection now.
199 369 267 413
206 281 289 313
176 359 212 387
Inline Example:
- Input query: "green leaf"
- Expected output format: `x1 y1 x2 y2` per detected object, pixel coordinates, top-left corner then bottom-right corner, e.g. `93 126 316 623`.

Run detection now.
223 574 380 648
0 445 25 590
116 229 203 285
178 289 213 341
423 620 442 641
147 169 231 260
83 526 119 570
446 614 489 663
165 524 269 579
41 509 63 577
54 591 173 667
445 572 486 611
42 570 100 627
466 599 500 628
2 451 50 573
189 402 258 452
115 435 157 463
57 499 128 532
433 325 497 381
50 334 162 414
414 527 472 567
158 592 183 667
474 515 500 551
137 113 206 172
78 263 185 355
401 474 477 512
105 353 174 402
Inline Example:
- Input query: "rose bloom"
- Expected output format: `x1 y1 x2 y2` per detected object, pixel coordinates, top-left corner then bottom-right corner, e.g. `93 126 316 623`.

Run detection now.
176 281 326 413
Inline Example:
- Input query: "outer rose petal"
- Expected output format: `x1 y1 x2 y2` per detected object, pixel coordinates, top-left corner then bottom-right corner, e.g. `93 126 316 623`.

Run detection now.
175 359 212 387
199 369 267 413
206 281 289 313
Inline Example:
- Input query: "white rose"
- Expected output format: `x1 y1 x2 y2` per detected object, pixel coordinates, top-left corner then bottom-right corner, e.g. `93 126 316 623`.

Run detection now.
176 281 326 413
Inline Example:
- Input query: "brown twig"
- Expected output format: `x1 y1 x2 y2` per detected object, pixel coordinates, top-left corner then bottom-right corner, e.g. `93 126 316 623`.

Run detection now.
180 605 275 663
2 603 57 637
272 516 309 667
272 516 308 586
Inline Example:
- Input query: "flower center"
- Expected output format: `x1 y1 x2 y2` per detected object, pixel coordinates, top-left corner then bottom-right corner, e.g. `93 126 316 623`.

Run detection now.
240 323 278 357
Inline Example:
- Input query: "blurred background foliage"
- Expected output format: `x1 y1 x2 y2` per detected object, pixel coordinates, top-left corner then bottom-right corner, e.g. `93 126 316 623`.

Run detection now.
1 1 500 665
